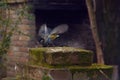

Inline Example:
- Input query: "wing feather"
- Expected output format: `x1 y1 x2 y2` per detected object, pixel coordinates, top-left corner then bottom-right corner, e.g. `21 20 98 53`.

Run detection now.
50 24 68 35
38 24 49 39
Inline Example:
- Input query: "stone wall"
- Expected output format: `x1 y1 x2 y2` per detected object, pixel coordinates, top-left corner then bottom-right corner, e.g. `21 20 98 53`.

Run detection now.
6 1 36 77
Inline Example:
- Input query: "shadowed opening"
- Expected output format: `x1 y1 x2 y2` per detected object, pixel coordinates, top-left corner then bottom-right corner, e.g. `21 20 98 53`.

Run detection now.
34 0 95 51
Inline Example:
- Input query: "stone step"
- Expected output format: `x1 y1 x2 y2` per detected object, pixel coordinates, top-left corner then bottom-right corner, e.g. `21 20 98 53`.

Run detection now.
29 47 93 66
14 63 113 80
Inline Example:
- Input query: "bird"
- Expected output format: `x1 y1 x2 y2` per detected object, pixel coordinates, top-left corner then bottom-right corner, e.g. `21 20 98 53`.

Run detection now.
38 24 69 46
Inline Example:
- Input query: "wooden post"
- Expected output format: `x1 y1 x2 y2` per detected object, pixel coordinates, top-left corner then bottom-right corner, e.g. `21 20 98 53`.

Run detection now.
85 0 104 64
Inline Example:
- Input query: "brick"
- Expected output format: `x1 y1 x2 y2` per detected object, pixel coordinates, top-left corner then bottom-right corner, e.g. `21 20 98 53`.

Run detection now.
21 30 34 35
10 46 30 52
17 57 28 63
6 10 16 15
19 47 29 52
11 46 20 52
11 41 29 47
7 50 13 56
17 24 31 30
14 52 28 57
11 35 19 41
21 19 34 25
19 35 30 41
7 55 28 63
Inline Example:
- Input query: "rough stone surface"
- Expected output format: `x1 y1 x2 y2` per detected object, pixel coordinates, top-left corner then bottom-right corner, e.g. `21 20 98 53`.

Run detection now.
10 64 113 80
50 70 72 80
29 47 93 66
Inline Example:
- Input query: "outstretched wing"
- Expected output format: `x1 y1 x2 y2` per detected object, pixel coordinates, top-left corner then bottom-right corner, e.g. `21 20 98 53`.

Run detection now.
38 24 51 39
50 24 69 35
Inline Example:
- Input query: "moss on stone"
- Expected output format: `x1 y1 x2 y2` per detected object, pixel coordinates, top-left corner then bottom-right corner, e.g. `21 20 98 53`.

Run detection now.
69 64 113 79
29 47 92 54
29 47 93 66
28 63 113 79
28 47 113 79
28 63 113 71
69 63 113 72
29 48 46 65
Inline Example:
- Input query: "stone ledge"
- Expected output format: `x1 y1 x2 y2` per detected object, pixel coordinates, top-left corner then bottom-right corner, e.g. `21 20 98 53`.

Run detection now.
28 63 113 71
13 63 113 80
29 47 94 66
